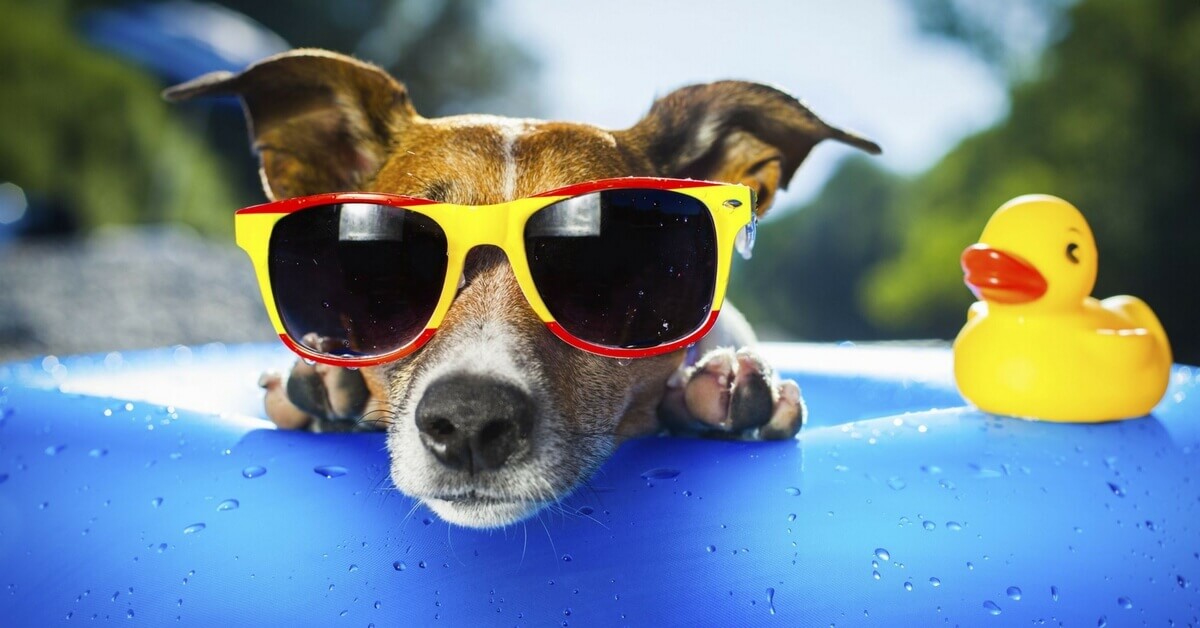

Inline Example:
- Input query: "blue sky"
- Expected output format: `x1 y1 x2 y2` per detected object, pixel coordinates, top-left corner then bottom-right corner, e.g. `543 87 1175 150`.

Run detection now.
493 0 1010 209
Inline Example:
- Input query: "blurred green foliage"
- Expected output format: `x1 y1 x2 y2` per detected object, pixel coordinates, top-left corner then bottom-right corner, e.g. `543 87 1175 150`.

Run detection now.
732 0 1200 363
0 0 236 234
1 0 537 236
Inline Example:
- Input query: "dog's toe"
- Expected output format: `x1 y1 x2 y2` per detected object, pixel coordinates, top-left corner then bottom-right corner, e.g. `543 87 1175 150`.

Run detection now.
259 370 314 430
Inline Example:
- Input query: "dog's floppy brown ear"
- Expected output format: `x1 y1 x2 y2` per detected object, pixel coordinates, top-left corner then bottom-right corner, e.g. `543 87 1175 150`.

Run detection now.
620 81 880 214
164 49 416 200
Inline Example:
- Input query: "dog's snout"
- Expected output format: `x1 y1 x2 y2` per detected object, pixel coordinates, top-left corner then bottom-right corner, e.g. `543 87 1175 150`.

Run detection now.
415 374 533 473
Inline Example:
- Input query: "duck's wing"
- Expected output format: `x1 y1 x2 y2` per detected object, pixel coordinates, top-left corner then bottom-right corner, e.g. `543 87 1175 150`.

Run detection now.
1099 295 1173 365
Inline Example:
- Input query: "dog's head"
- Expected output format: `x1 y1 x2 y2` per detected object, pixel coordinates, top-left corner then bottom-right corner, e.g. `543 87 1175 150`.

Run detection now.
168 50 878 527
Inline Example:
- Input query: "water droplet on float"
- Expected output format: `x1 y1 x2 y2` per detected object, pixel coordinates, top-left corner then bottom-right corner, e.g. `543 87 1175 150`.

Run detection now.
348 564 358 573
126 610 134 619
182 523 206 534
784 487 801 496
561 554 573 563
946 521 962 531
640 468 680 480
1098 616 1108 627
706 545 716 553
151 497 163 508
1007 586 1022 600
217 499 239 511
766 587 776 615
872 570 881 581
242 466 266 479
393 561 406 571
903 581 913 592
1051 585 1060 601
874 548 890 561
923 521 936 531
314 465 347 479
45 444 65 456
1178 575 1188 589
1107 482 1125 497
1117 596 1132 609
929 577 941 587
787 513 797 522
887 477 907 490
156 543 167 553
88 448 107 458
983 600 1002 615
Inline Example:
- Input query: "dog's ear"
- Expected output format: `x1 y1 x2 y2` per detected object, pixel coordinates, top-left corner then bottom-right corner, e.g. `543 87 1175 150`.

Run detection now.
620 81 880 214
164 49 416 200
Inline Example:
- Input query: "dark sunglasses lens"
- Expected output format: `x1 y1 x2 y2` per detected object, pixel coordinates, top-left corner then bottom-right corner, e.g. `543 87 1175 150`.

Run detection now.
525 189 717 349
268 203 447 357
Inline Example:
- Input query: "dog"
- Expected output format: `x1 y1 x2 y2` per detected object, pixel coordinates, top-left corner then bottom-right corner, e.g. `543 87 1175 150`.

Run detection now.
166 49 880 528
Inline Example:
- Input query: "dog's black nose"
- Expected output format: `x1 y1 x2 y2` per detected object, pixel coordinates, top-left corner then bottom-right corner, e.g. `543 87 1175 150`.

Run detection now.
415 374 534 473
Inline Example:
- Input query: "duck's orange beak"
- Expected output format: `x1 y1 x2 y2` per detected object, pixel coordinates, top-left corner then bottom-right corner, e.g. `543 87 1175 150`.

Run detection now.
961 244 1047 304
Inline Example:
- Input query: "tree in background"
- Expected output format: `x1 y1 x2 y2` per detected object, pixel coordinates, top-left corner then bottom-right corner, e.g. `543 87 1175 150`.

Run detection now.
736 0 1200 363
0 1 236 235
2 0 537 236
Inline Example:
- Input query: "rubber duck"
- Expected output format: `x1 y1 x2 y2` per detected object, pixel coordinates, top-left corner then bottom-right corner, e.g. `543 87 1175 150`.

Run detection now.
953 194 1171 422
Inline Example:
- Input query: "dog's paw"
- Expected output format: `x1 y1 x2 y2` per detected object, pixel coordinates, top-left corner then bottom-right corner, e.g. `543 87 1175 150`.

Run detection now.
660 347 806 440
258 334 375 432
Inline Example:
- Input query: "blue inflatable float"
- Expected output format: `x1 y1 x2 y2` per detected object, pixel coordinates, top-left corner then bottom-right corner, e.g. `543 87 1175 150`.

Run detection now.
1 343 1197 625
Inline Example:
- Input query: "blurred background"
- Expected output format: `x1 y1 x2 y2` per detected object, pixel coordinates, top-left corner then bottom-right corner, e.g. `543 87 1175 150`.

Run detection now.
1 0 1196 363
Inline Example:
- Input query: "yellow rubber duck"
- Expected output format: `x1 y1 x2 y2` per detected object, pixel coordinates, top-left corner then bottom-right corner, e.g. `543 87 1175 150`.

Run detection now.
953 194 1171 422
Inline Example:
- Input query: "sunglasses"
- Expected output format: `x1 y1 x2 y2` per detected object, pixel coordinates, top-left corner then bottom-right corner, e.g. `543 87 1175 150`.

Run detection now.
236 177 757 367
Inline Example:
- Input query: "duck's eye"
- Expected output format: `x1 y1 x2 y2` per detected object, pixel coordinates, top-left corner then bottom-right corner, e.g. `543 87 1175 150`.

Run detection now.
1066 242 1080 264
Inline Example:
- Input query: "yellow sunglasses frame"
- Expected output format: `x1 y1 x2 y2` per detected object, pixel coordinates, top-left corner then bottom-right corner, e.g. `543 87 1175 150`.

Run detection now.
235 177 755 366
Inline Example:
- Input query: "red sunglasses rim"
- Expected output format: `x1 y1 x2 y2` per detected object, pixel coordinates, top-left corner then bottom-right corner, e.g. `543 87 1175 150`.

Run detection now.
236 177 724 215
278 309 722 368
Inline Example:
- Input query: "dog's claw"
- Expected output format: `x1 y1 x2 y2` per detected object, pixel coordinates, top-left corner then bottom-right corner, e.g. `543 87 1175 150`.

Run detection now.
661 347 805 440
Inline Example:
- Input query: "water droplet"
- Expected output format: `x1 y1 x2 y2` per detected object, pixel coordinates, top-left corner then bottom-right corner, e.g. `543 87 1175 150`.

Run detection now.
983 600 1002 615
561 554 573 562
923 521 936 531
872 570 881 581
946 521 962 531
1051 585 1059 601
38 501 49 509
314 465 347 479
578 506 594 515
217 499 239 511
182 523 206 534
929 577 941 587
1007 586 1022 600
126 610 134 619
45 444 65 456
1117 596 1132 609
0 473 7 484
151 497 163 508
322 301 331 309
766 587 776 615
348 564 358 572
903 581 913 592
242 466 266 479
393 561 406 571
871 560 878 569
787 513 797 522
967 562 974 570
111 591 120 601
887 476 907 490
1107 482 1125 497
706 545 716 553
1177 575 1188 589
616 358 632 367
874 548 890 561
418 561 427 569
1098 616 1108 627
88 448 107 458
640 468 680 480
784 487 801 496
156 543 167 553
